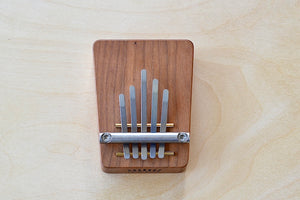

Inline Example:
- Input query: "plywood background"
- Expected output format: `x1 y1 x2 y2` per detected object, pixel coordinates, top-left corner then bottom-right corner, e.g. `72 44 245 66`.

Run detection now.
0 0 299 199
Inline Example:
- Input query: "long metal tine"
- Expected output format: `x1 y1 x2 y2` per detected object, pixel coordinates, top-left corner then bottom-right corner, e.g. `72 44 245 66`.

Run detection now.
130 86 139 159
141 69 147 160
119 94 130 159
150 79 158 158
158 89 169 158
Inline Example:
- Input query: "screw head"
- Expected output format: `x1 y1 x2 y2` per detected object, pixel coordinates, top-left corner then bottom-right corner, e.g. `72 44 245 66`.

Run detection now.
101 133 112 143
177 132 189 142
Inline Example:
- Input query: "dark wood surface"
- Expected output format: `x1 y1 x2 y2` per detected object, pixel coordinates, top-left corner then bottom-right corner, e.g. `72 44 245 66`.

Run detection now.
94 40 193 173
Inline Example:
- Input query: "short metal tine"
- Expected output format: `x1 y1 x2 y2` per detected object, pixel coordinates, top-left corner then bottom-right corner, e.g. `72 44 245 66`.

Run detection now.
119 94 130 159
130 86 139 159
150 79 158 158
158 89 169 158
141 69 147 160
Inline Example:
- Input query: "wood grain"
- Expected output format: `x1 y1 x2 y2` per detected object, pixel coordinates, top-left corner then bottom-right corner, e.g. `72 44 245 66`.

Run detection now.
94 40 193 173
0 0 299 199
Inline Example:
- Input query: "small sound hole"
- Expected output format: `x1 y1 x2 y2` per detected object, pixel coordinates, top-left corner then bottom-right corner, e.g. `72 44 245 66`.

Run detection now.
127 169 161 173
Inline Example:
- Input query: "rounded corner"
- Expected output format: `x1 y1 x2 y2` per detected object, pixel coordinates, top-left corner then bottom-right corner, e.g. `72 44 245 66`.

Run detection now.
184 40 194 50
101 162 111 173
93 40 101 51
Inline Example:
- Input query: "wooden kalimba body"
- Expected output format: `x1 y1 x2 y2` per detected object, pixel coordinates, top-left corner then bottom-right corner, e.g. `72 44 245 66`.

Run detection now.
94 40 193 173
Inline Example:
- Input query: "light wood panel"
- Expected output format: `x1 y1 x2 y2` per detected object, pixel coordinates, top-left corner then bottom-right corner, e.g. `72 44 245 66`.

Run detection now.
0 0 299 199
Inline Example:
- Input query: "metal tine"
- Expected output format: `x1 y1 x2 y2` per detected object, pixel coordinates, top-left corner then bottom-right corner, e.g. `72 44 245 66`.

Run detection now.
141 69 147 160
119 94 130 159
158 89 169 158
150 79 158 158
129 86 139 159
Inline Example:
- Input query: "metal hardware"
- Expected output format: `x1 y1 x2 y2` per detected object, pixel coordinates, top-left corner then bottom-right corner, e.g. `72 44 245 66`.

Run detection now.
158 89 169 158
99 132 190 144
129 86 139 159
101 69 190 161
150 79 158 158
119 94 130 159
141 69 147 160
116 151 175 157
115 123 174 128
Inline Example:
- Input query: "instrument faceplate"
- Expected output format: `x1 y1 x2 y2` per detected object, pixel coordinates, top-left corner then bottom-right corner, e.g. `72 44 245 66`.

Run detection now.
94 40 193 173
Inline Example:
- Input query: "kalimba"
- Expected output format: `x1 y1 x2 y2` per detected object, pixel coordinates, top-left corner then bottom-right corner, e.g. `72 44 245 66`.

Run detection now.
94 40 193 173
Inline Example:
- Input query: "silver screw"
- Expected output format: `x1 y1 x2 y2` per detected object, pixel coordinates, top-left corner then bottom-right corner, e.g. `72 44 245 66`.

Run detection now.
177 132 189 142
101 133 112 143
